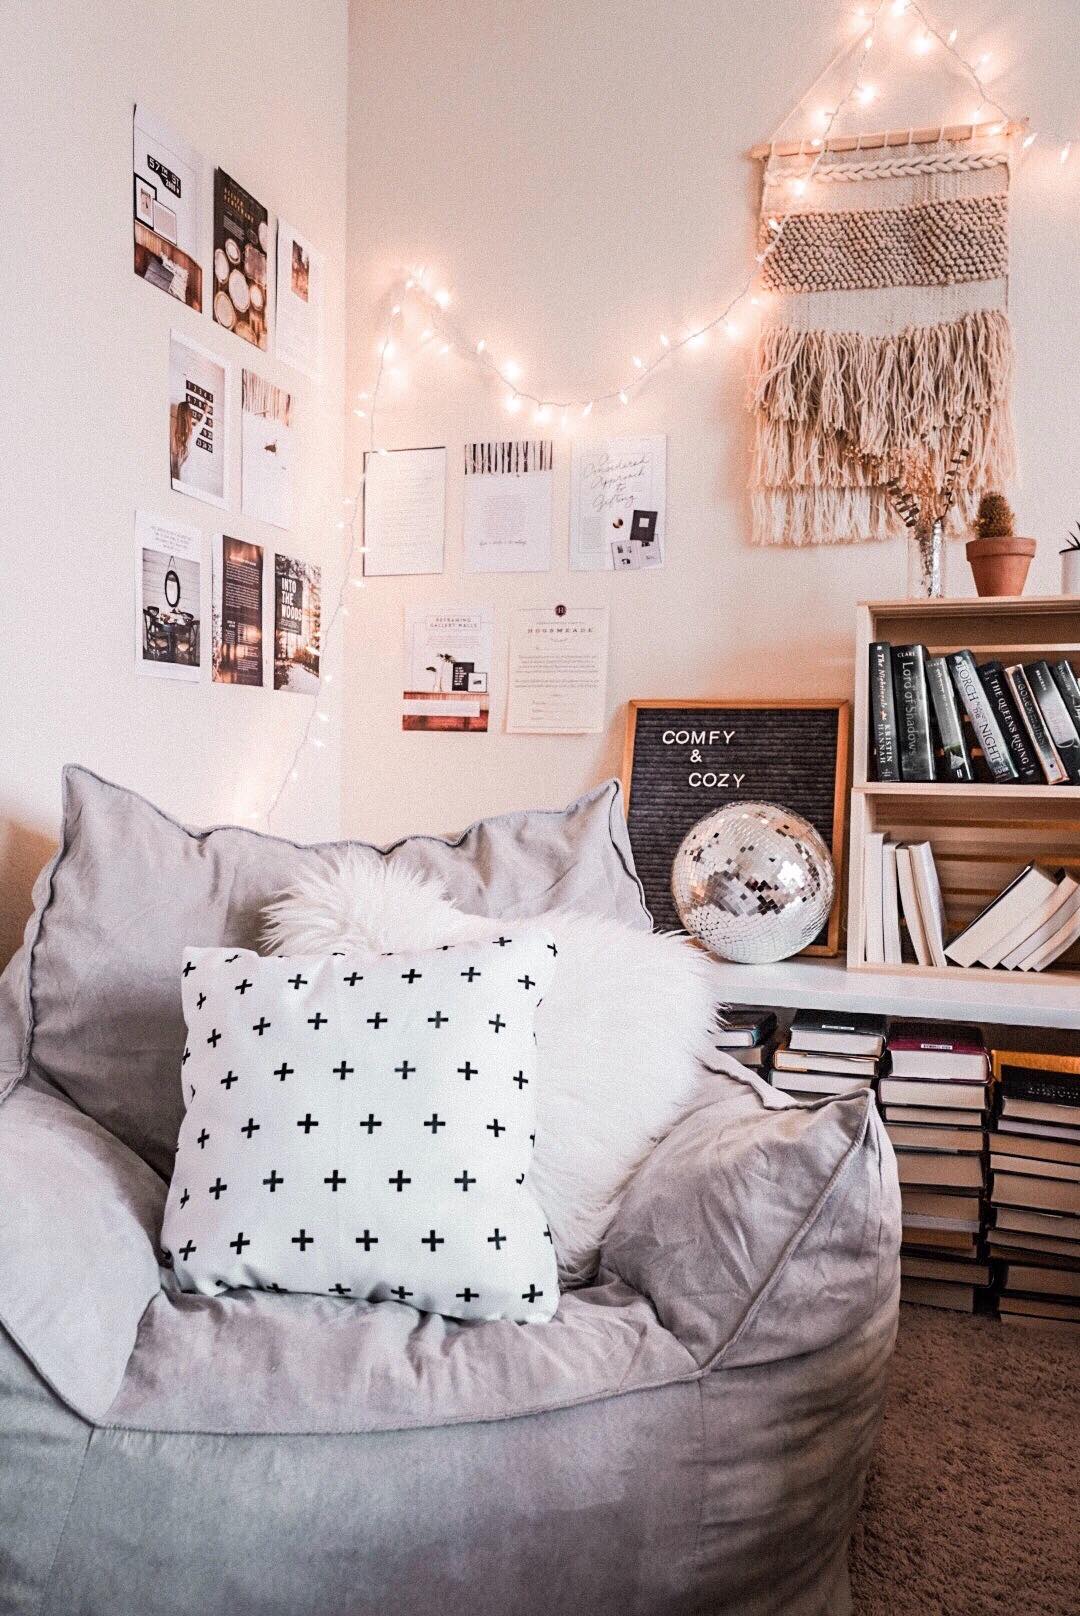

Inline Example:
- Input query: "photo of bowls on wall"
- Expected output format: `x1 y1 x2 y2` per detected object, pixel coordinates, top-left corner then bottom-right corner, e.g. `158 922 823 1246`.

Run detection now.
212 169 269 351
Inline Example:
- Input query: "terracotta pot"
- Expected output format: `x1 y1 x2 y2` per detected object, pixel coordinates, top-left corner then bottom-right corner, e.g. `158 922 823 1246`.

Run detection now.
965 534 1036 597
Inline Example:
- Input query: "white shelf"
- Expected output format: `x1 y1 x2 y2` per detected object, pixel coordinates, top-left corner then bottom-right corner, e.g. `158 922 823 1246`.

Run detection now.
703 953 1080 1030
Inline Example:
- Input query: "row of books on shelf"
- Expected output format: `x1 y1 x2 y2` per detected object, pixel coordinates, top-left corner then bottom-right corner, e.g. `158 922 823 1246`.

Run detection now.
869 641 1080 785
714 1010 1079 1328
859 833 1080 972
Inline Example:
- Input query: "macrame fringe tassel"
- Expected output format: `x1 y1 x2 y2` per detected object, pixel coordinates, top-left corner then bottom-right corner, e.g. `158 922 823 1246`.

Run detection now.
751 484 983 548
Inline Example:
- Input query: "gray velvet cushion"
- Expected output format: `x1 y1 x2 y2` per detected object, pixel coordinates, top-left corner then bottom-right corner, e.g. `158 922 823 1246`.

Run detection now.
10 766 648 1174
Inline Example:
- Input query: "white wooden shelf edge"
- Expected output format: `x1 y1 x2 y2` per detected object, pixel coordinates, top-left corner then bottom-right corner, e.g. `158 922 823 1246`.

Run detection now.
702 953 1080 1030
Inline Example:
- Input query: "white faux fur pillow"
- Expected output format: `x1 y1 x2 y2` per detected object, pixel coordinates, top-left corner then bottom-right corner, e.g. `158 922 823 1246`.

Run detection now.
263 858 721 1281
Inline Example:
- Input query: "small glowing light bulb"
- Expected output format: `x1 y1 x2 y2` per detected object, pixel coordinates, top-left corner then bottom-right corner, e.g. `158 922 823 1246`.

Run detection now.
476 339 487 353
724 319 741 342
350 576 366 589
863 31 874 50
688 331 707 350
659 333 670 349
581 402 593 418
439 343 450 355
434 288 451 309
353 408 367 418
420 328 433 342
503 359 522 382
618 391 629 405
912 30 933 54
316 711 331 724
1060 143 1072 164
561 411 571 431
632 355 643 369
790 177 807 196
815 106 831 128
290 769 300 781
946 27 957 44
1022 131 1037 150
856 82 877 105
391 303 401 316
535 404 549 423
505 393 521 413
891 0 908 17
767 215 781 232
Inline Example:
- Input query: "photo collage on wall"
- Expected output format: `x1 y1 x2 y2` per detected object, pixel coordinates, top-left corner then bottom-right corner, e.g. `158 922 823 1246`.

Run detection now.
133 106 323 700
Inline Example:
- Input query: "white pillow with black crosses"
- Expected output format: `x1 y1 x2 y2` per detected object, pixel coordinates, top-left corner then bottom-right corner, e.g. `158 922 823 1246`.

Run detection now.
161 931 560 1323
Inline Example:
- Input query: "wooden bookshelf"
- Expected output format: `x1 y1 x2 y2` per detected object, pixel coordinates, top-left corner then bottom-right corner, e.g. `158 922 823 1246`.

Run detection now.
849 596 1080 993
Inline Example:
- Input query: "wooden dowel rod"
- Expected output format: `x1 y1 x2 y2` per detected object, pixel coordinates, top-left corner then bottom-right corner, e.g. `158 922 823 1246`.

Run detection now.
747 119 1027 161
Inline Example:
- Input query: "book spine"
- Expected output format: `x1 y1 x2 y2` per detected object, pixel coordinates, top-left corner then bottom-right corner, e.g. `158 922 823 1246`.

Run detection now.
1051 660 1080 738
868 642 901 781
926 655 975 782
977 661 1041 784
892 645 934 782
1028 660 1080 783
946 651 1019 781
1006 664 1068 785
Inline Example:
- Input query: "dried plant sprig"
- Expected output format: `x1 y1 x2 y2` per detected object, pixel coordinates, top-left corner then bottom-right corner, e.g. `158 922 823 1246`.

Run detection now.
1062 523 1080 555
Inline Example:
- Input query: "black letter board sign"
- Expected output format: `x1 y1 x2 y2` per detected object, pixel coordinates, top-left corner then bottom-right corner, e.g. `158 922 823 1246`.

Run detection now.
622 700 850 955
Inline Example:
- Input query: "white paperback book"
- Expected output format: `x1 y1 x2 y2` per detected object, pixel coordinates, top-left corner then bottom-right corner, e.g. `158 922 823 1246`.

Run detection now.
1017 890 1080 972
997 874 1078 969
944 865 1059 969
882 842 903 965
862 831 886 964
895 846 930 966
908 841 948 968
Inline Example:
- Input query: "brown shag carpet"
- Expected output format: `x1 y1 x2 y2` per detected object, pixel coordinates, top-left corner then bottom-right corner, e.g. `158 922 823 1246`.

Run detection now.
849 1304 1080 1615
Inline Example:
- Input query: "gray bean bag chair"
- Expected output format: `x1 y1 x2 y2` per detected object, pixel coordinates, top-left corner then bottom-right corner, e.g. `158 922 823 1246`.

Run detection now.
0 770 900 1615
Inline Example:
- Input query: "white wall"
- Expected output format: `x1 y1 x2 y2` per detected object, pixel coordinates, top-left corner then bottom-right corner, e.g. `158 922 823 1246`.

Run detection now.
342 0 1080 845
0 0 349 964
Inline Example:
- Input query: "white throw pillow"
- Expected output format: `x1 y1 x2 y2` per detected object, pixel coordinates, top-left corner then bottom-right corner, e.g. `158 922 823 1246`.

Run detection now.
263 861 721 1281
161 932 560 1322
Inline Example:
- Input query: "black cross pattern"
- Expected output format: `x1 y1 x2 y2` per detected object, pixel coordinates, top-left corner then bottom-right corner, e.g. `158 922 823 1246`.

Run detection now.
389 1286 413 1302
395 1061 416 1081
182 1047 191 1065
240 1117 260 1139
274 1062 294 1083
344 970 364 987
522 1284 544 1304
427 1011 448 1029
424 1113 446 1133
421 1229 445 1252
207 1028 222 1048
291 1228 314 1251
252 1017 271 1037
388 1169 412 1192
488 1014 505 1035
297 1113 319 1134
456 1288 480 1302
182 961 196 977
333 1060 355 1082
196 1128 210 1149
196 991 206 1010
493 936 512 948
487 1228 506 1250
517 975 535 990
457 1061 477 1082
225 954 240 964
543 1226 552 1242
329 1283 352 1296
460 966 481 983
308 1011 328 1031
355 1230 378 1250
367 1012 387 1030
454 1169 477 1193
229 1231 251 1255
234 978 253 995
189 1083 196 1101
401 968 422 984
288 973 309 990
512 1070 528 1089
179 1240 197 1260
486 1118 505 1137
220 1070 239 1090
546 942 558 957
359 1114 382 1135
263 1170 284 1193
208 1177 228 1200
324 1170 347 1192
515 1173 525 1185
179 1187 190 1208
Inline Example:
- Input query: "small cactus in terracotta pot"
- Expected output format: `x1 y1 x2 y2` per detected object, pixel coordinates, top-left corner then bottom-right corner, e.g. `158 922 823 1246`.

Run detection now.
966 492 1036 597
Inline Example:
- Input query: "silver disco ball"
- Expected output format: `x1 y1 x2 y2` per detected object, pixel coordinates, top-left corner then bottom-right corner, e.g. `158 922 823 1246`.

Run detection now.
671 801 835 964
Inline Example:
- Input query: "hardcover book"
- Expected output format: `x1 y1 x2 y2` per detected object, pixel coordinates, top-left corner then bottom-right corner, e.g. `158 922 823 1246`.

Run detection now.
946 650 1018 782
1005 663 1068 784
977 660 1041 783
892 645 934 782
868 642 901 781
1051 660 1080 737
926 655 975 782
993 1051 1080 1108
1027 660 1080 782
789 1009 886 1056
886 1020 987 1081
944 863 1059 969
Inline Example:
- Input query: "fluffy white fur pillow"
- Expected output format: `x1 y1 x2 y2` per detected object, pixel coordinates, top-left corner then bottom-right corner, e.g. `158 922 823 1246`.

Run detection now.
263 859 721 1281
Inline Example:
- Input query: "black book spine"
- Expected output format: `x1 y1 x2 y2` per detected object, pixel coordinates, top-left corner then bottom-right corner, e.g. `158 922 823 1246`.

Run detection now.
869 642 901 781
1051 660 1080 738
1006 664 1067 784
1028 660 1080 783
1000 1063 1080 1107
946 651 1019 782
926 655 975 782
892 645 934 782
977 661 1041 784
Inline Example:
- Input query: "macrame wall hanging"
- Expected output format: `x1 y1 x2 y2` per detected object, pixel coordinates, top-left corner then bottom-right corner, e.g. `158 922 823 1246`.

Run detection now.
748 131 1016 546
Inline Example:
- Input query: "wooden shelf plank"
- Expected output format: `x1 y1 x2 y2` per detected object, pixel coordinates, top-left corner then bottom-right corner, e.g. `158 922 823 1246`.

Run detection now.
704 954 1080 1029
856 782 1080 800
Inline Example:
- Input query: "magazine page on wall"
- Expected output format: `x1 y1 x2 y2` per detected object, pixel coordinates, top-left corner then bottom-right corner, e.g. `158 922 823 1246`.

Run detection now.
213 169 270 351
275 221 323 379
241 370 293 530
134 512 203 682
402 607 493 732
274 554 321 694
212 535 264 686
168 332 228 508
133 107 203 310
570 437 666 571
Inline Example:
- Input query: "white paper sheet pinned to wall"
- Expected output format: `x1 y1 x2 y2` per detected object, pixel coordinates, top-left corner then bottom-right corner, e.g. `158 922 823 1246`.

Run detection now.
570 436 666 571
363 448 446 576
506 606 609 734
463 440 554 573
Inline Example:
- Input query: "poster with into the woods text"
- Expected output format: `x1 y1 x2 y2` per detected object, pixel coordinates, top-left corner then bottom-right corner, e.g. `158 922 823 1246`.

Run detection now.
274 554 321 694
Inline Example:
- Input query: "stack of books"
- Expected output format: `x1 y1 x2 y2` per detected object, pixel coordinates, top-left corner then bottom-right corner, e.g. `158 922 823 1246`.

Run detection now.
870 640 1080 787
860 834 1080 973
880 1020 992 1312
770 1009 884 1099
988 1051 1080 1331
712 1008 778 1075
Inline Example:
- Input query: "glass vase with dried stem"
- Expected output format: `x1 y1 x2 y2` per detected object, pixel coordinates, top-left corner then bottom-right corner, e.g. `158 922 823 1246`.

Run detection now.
883 441 971 600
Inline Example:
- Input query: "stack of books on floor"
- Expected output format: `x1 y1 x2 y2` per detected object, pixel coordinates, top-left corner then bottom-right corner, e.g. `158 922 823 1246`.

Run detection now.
869 639 1080 786
880 1020 992 1313
860 830 1080 972
712 1008 778 1075
770 1010 884 1100
988 1050 1080 1332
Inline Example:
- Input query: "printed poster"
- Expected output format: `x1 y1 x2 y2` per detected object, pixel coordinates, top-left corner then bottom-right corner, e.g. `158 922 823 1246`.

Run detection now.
463 441 554 573
213 169 270 350
506 606 610 734
133 107 203 310
135 511 203 682
169 333 228 508
570 436 667 570
242 370 293 530
402 607 493 732
274 554 321 694
213 535 264 686
275 221 324 378
362 447 446 576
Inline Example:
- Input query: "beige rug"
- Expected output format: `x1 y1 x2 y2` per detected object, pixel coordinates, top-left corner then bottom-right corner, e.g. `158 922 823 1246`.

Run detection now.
849 1303 1080 1615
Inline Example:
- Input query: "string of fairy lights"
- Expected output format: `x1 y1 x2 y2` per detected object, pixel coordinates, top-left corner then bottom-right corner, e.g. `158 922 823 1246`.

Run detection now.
258 0 1079 828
